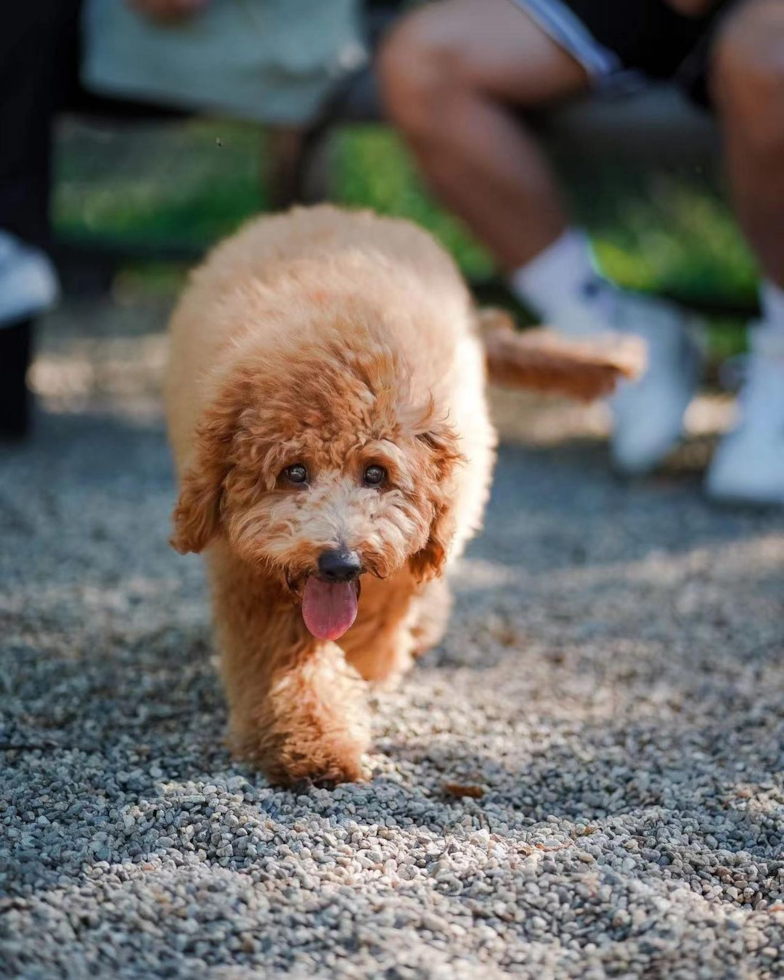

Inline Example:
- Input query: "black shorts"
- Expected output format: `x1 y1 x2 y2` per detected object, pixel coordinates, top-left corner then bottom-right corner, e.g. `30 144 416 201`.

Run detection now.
514 0 740 106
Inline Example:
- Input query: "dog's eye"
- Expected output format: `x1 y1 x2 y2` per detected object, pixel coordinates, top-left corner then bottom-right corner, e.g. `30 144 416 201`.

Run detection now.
283 464 308 485
363 465 386 487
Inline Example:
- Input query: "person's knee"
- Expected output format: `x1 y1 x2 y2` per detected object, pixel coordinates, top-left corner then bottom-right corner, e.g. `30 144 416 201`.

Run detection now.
711 0 784 156
378 6 471 138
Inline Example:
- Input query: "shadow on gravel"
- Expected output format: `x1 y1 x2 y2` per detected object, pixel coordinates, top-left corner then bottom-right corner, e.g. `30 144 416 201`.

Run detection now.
466 442 784 576
374 726 784 863
3 362 782 928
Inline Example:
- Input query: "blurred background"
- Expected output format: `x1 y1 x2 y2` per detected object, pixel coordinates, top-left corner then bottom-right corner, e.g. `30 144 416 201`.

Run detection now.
45 115 750 476
55 106 754 361
4 0 765 452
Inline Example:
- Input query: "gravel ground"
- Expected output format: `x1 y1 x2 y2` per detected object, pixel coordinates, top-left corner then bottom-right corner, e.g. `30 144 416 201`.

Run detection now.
1 296 783 979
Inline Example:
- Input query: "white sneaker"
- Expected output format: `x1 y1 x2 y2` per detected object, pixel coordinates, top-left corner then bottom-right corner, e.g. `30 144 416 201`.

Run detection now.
706 328 784 505
608 293 704 474
551 286 704 475
0 231 60 328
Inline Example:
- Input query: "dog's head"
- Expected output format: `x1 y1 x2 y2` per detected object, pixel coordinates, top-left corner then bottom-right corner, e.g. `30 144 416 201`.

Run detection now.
170 327 464 640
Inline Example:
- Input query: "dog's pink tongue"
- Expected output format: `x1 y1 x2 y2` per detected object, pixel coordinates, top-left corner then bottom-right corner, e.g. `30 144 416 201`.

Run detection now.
302 578 358 640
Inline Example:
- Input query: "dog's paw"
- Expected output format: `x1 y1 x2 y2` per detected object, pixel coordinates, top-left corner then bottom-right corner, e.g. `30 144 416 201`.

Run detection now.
230 725 367 786
230 642 371 786
269 741 367 787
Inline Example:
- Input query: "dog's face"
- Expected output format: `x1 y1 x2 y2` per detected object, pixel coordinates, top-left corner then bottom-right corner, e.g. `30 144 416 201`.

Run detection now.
171 330 463 640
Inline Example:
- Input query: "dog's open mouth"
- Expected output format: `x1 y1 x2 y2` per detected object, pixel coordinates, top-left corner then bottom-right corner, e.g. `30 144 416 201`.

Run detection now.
301 577 360 641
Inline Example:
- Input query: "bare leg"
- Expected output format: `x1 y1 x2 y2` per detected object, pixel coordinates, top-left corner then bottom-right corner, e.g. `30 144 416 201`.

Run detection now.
704 1 784 505
209 545 369 784
711 0 784 287
378 0 590 269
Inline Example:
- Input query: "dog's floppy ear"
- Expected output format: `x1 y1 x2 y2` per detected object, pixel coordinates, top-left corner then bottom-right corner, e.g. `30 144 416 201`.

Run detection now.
478 308 646 401
408 415 465 582
170 382 245 555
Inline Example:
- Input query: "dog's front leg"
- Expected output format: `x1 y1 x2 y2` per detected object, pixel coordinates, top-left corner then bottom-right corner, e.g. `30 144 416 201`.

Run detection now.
341 574 451 687
224 625 370 785
209 550 370 785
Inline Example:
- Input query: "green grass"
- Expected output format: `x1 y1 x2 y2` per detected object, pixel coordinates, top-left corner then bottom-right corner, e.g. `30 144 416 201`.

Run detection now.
55 120 266 246
566 162 757 305
54 119 758 358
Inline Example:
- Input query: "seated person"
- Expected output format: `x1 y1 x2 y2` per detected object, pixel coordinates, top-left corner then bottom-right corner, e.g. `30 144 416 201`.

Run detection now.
379 0 784 505
0 0 364 437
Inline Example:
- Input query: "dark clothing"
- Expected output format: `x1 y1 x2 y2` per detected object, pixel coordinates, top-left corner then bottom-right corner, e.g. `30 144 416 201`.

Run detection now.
517 0 740 106
561 0 732 80
0 1 81 249
0 1 181 251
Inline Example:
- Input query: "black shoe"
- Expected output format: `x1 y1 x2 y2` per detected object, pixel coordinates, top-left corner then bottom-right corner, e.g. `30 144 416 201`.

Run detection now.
0 318 34 440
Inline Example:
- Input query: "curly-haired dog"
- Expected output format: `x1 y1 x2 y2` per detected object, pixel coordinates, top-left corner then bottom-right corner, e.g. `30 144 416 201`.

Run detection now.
165 205 640 784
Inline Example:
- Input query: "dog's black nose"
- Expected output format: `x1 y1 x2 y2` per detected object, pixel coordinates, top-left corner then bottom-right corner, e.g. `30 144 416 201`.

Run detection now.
317 548 362 583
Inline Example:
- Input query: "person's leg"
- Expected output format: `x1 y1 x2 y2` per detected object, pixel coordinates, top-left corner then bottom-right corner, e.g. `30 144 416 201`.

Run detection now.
705 0 784 503
711 0 784 290
380 0 704 476
379 0 589 271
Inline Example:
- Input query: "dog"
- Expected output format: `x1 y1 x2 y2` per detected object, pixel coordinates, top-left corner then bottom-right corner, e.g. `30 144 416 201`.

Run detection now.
165 205 641 784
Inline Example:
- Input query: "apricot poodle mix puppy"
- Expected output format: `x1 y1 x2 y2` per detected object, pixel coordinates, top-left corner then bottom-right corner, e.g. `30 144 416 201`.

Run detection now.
165 206 639 785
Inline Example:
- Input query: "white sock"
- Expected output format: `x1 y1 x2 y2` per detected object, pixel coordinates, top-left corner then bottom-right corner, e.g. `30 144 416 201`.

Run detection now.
508 229 614 326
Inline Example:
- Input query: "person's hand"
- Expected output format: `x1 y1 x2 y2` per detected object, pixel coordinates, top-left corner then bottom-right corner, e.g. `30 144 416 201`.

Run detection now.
664 0 721 15
128 0 210 24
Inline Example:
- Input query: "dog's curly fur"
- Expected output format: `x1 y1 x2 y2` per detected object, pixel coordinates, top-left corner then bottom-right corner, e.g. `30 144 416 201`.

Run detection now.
165 205 640 784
